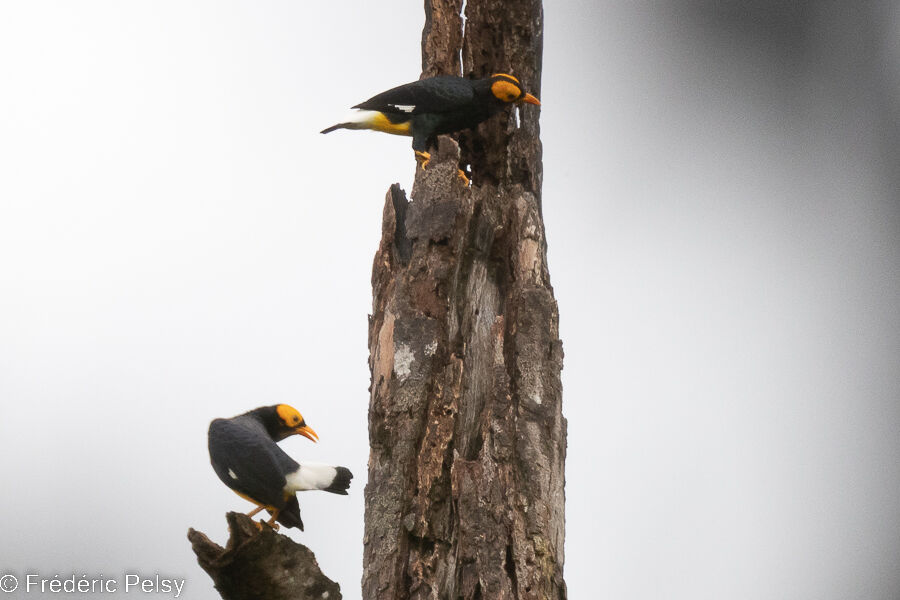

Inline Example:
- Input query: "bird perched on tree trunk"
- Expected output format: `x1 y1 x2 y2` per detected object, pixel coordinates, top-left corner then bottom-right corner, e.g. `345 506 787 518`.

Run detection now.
208 404 352 530
321 73 540 170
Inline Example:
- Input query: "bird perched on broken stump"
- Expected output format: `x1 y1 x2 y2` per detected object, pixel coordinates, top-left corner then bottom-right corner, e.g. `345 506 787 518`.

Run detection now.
208 404 352 531
321 73 540 171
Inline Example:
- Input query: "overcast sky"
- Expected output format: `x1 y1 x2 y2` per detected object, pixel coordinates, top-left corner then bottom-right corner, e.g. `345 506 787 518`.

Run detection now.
1 1 899 599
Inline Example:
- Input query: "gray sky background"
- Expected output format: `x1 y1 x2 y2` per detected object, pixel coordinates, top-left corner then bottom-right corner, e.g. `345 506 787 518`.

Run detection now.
1 1 899 599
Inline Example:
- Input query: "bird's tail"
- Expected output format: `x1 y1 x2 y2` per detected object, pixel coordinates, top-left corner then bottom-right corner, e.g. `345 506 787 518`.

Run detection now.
321 110 412 136
320 111 375 134
285 463 353 495
323 466 353 495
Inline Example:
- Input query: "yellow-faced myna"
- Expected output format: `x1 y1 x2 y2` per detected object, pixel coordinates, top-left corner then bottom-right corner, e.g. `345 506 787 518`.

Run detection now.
321 73 540 168
208 404 352 530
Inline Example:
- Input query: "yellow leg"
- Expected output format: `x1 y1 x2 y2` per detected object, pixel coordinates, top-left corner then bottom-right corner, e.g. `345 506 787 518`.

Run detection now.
246 505 265 518
414 150 431 170
264 510 281 531
457 169 470 185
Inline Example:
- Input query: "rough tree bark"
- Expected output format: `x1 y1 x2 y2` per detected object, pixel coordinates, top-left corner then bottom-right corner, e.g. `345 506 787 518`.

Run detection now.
364 0 566 598
188 512 342 600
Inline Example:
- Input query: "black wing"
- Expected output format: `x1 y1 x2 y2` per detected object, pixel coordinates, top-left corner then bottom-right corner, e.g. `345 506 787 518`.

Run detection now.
353 76 475 115
273 495 304 530
208 418 299 510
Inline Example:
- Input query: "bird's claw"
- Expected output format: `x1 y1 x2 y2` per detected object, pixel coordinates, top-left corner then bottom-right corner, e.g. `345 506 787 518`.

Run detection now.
415 150 431 170
256 519 279 532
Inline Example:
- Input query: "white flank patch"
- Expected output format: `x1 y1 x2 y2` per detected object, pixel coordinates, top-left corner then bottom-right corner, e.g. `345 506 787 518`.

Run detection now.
228 469 238 480
394 343 415 380
285 463 338 492
389 104 415 113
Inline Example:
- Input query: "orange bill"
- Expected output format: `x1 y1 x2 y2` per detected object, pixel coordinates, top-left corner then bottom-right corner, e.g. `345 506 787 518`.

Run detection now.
295 424 318 442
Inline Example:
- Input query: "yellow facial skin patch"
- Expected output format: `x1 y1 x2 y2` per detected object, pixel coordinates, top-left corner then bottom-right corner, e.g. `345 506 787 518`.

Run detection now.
491 79 523 103
492 72 520 84
276 404 303 427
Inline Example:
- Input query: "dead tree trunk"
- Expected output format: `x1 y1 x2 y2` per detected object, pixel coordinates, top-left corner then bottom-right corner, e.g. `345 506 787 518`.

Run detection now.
364 1 566 599
188 512 342 600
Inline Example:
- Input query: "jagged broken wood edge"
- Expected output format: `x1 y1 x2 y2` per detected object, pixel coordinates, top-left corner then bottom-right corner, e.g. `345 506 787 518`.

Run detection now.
187 512 342 600
364 130 566 600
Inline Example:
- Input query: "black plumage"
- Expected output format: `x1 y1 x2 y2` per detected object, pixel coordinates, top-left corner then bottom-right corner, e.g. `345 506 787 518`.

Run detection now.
207 405 352 530
321 73 540 166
